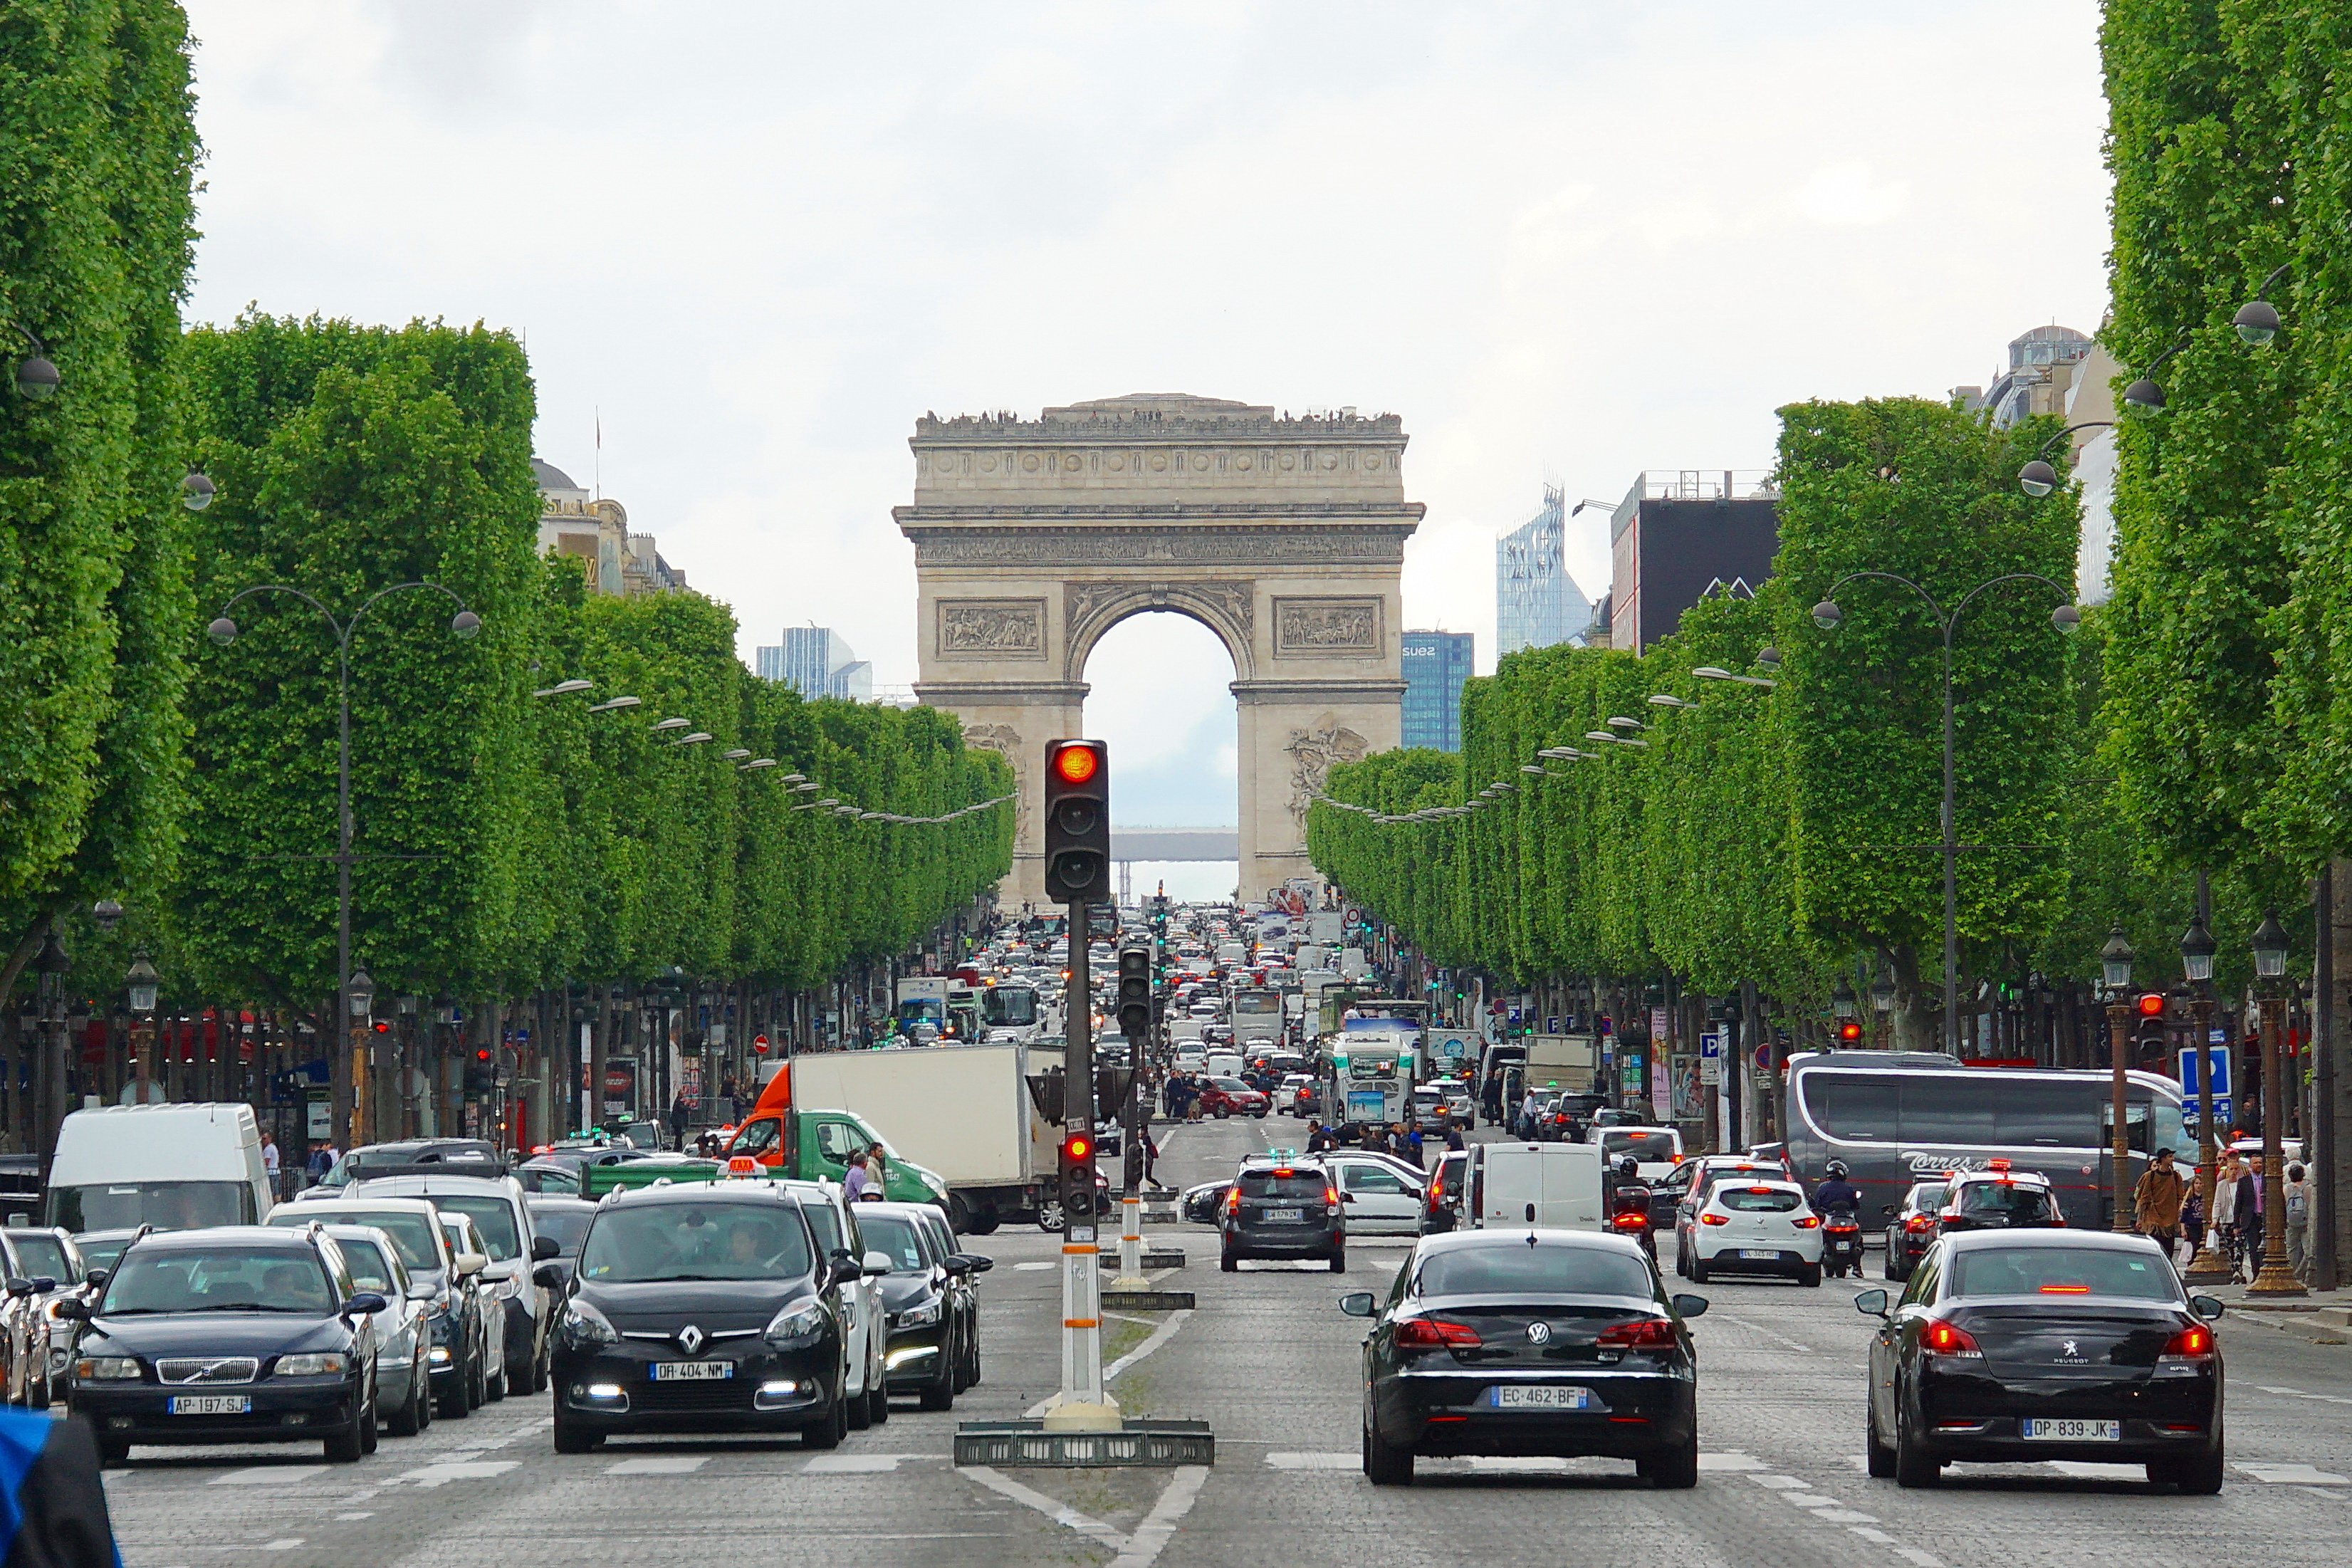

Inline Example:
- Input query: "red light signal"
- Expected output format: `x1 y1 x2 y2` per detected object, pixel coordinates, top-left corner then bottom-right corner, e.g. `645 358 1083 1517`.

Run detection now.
2137 992 2167 1019
1052 745 1099 785
370 1020 390 1034
1836 1020 1864 1043
475 1047 492 1062
1062 1133 1092 1163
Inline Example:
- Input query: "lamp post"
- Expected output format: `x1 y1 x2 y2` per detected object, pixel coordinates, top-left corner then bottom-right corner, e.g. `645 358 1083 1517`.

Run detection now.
1871 966 1898 1049
1812 573 2079 1052
346 968 375 1149
2248 911 2306 1295
125 953 160 1109
2101 926 2136 1232
207 582 481 1151
2179 913 2230 1283
32 929 70 1175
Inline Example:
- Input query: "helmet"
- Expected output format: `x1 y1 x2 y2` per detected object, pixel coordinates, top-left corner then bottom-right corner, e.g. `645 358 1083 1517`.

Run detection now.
1825 1160 1849 1179
1616 1155 1641 1180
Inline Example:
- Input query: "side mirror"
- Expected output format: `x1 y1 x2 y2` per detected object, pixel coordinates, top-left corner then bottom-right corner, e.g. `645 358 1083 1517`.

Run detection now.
49 1298 85 1321
1879 1204 1897 1217
455 1252 488 1279
1855 1288 1891 1319
344 1292 388 1316
1342 1192 1357 1203
29 1277 55 1295
406 1282 437 1302
2190 1294 2225 1322
829 1255 862 1287
862 1250 892 1277
950 1253 994 1275
940 1256 972 1277
532 1262 565 1290
532 1235 560 1262
1338 1291 1377 1317
1670 1293 1709 1319
3 1279 31 1300
83 1270 106 1292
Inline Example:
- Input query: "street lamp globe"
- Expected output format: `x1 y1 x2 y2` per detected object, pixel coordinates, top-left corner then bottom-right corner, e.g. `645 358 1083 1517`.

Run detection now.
2233 299 2282 347
2099 925 2136 995
1831 977 1858 1020
125 955 160 1016
1756 646 1782 671
1812 600 1842 630
2179 911 2217 985
2052 603 2082 632
92 899 124 932
449 609 482 639
1870 968 1897 1014
2251 910 2289 981
2018 459 2059 498
14 354 59 400
346 967 375 1018
2122 377 2167 414
181 469 216 512
207 616 239 646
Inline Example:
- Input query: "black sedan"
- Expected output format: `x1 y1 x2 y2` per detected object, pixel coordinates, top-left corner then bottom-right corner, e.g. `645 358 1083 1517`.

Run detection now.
1881 1181 1947 1281
61 1225 386 1464
542 1183 862 1453
857 1202 988 1412
1341 1229 1707 1487
1859 1230 2225 1492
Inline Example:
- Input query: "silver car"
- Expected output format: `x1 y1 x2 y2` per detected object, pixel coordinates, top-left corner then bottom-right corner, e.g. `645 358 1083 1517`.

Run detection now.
321 1223 434 1436
783 1181 892 1428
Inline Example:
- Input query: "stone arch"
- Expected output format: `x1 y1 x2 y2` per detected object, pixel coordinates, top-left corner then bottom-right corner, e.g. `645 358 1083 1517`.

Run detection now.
1063 580 1256 685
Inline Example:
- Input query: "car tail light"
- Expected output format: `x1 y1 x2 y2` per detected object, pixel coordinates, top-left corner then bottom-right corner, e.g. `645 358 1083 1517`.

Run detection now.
1904 1216 1935 1233
1612 1210 1648 1230
2162 1324 2215 1359
1792 1216 1821 1229
1225 1187 1240 1216
1393 1317 1482 1351
1325 1186 1341 1209
1700 1213 1729 1226
1920 1318 1983 1359
1596 1318 1677 1350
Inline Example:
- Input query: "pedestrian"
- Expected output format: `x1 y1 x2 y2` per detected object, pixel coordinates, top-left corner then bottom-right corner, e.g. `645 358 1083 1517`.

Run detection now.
1443 1122 1465 1154
842 1149 873 1203
863 1144 889 1200
2231 1154 2262 1281
0 1404 123 1564
1404 1124 1425 1171
2181 1183 2206 1262
2212 1151 2244 1272
2133 1147 2188 1265
1140 1127 1159 1188
667 1089 691 1150
2285 1161 2312 1282
258 1131 280 1199
305 1140 335 1187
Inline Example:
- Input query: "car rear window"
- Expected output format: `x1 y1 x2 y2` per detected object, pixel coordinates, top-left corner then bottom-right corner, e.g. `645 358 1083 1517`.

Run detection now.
1949 1245 2180 1302
271 1208 439 1271
1717 1187 1801 1212
1956 1182 2058 1221
1239 1172 1327 1200
1418 1243 1654 1300
1601 1130 1677 1161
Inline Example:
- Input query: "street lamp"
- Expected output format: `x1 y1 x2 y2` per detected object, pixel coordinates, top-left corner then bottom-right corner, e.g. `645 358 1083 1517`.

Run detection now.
2097 925 2137 1231
207 580 479 1153
92 899 123 933
125 953 160 1108
2178 912 2229 1283
585 696 642 713
532 678 594 698
5 321 58 400
2017 423 2118 498
2247 910 2304 1295
181 469 216 512
1814 569 2080 1052
2234 263 2291 347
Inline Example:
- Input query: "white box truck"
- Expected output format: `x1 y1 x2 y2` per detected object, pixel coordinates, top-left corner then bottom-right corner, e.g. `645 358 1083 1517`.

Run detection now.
783 1044 1057 1235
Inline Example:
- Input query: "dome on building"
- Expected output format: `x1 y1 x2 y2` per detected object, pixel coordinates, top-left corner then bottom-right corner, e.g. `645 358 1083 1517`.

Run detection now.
2007 324 2091 370
532 456 585 494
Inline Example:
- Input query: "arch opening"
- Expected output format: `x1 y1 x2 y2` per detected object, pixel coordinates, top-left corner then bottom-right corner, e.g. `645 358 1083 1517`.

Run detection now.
1079 609 1239 903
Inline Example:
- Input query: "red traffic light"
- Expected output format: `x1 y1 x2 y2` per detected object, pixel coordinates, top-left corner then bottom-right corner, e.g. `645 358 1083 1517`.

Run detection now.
2137 992 2167 1018
474 1047 492 1062
1052 744 1099 785
370 1020 390 1034
1062 1133 1092 1163
1836 1020 1864 1043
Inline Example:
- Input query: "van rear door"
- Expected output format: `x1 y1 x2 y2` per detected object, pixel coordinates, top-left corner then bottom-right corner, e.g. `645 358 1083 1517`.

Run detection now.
1543 1144 1605 1230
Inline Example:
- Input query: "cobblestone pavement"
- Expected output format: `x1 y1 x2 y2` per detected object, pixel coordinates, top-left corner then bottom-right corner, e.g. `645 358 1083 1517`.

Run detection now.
100 1114 2352 1567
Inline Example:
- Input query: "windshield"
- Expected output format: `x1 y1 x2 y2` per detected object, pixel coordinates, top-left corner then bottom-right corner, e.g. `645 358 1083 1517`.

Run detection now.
102 1247 332 1314
983 988 1039 1027
1950 1245 2181 1302
857 1213 926 1272
432 1197 521 1263
272 1208 440 1272
74 1236 128 1274
340 1240 399 1293
577 1203 812 1284
50 1181 249 1233
530 1208 593 1258
1418 1244 1656 1300
9 1234 69 1282
1956 1183 2060 1223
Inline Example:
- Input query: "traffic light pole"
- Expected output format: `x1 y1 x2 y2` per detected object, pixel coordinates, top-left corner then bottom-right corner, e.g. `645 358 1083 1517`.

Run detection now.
1047 899 1117 1430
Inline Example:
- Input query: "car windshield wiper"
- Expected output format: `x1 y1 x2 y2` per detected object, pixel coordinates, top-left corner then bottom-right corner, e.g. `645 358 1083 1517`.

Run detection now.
177 1303 317 1313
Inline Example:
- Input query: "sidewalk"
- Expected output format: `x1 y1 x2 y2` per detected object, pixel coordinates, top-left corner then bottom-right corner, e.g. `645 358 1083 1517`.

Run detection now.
2202 1280 2352 1346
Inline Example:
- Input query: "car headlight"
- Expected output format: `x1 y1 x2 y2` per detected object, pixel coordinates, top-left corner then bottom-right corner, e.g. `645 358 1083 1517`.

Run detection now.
74 1357 140 1381
764 1300 829 1347
561 1300 619 1347
273 1353 347 1377
893 1297 942 1329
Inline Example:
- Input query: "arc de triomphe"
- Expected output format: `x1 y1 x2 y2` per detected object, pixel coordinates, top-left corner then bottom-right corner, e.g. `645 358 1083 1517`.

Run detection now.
897 394 1423 906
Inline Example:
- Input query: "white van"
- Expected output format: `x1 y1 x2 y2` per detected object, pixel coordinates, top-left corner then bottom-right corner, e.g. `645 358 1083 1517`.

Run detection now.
1465 1141 1604 1232
46 1103 273 1231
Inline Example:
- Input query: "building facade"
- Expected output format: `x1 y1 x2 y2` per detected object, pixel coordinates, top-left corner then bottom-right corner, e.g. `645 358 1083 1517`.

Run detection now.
533 458 687 596
1495 484 1594 656
754 627 874 701
1400 630 1473 751
1606 471 1779 653
1953 324 2116 605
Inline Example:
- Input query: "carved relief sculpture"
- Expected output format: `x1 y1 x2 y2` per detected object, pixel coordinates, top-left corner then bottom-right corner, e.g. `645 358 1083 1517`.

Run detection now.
936 599 1047 659
961 723 1029 843
1285 724 1369 828
1275 597 1382 656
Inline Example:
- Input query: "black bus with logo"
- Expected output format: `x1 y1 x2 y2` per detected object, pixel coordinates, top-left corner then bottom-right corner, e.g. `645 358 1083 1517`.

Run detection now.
1782 1051 2197 1232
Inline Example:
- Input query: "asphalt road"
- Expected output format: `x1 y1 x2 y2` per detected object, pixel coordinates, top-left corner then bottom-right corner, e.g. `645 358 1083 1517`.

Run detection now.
101 1113 2352 1567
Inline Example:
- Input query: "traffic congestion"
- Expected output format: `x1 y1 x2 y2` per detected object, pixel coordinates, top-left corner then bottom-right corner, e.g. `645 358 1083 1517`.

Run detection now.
30 894 2346 1568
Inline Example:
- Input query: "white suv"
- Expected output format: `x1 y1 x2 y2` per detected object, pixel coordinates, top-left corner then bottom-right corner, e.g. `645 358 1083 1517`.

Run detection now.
784 1179 892 1428
1687 1178 1823 1287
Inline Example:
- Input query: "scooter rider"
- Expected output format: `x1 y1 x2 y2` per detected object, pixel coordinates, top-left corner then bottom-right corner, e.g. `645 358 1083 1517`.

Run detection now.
1812 1160 1861 1215
1609 1155 1656 1259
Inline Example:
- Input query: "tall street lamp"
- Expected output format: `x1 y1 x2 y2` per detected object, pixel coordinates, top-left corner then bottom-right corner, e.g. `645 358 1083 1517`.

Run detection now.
207 582 481 1146
2248 911 2306 1295
32 929 70 1174
2101 926 2136 1231
1814 572 2079 1052
125 953 160 1108
2178 913 2230 1284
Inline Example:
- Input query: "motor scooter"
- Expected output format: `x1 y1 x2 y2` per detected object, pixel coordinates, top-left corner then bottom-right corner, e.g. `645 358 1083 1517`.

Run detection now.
1822 1203 1862 1278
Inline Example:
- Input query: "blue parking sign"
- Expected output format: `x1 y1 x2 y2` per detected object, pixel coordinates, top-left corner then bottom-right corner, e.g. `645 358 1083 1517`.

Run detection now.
2178 1047 2231 1098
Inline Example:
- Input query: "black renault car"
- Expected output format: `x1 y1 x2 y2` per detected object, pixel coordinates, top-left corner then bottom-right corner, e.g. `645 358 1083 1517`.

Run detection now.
1221 1154 1344 1272
1860 1229 2224 1492
543 1182 859 1453
1342 1228 1706 1487
61 1224 385 1464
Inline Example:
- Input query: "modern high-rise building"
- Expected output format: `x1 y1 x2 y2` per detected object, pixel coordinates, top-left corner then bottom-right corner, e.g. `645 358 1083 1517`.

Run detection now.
1605 471 1779 653
1495 484 1595 656
1401 630 1473 752
754 627 872 701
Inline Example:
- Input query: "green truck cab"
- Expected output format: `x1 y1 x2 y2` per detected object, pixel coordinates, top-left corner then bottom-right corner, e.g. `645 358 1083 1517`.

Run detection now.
718 1106 950 1208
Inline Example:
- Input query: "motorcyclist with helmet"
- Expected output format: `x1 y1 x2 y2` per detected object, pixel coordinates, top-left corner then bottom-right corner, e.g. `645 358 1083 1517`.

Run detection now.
1608 1154 1656 1260
1812 1159 1861 1215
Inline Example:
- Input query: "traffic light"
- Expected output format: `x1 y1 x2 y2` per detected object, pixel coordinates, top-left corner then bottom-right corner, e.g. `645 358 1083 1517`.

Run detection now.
1117 945 1152 1038
1836 1019 1864 1044
1059 1130 1097 1228
2136 992 2167 1020
464 1046 494 1094
1042 740 1110 904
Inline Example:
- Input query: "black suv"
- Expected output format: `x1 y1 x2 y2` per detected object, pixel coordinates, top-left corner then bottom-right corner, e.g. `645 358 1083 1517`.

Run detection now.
543 1183 858 1452
1221 1156 1344 1272
62 1224 386 1465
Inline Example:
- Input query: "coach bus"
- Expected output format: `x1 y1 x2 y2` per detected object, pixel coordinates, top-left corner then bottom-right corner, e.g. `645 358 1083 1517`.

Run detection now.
1783 1050 2198 1230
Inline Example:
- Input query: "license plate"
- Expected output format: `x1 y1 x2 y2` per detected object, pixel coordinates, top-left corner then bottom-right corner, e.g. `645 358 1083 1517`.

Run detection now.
651 1360 735 1381
1266 1208 1304 1223
1489 1384 1595 1411
167 1394 250 1416
1737 1249 1782 1260
2022 1418 2120 1441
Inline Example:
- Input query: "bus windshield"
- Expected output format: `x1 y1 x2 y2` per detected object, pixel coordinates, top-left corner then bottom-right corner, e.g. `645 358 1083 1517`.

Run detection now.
983 988 1039 1027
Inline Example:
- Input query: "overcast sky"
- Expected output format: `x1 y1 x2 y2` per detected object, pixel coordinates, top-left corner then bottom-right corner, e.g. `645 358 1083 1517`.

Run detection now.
179 1 2109 871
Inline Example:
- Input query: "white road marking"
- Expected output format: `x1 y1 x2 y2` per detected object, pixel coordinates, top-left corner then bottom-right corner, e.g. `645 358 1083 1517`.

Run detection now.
335 1512 374 1521
1747 1473 1811 1489
211 1465 328 1485
1106 1309 1192 1381
1464 1456 1569 1472
606 1456 708 1475
1265 1452 1357 1469
960 1464 1128 1552
2236 1462 2349 1484
1779 1492 1837 1507
1891 1547 1945 1568
1851 1527 1899 1545
1013 1262 1056 1272
1816 1509 1879 1524
1109 1464 1209 1568
1697 1451 1764 1471
399 1460 519 1488
2257 1385 2306 1395
2044 1460 2144 1480
805 1454 919 1473
261 1542 304 1553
